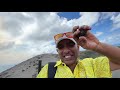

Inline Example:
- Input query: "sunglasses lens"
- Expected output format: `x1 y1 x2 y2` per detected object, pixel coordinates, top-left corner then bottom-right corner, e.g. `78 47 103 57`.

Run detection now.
66 32 73 38
54 32 73 42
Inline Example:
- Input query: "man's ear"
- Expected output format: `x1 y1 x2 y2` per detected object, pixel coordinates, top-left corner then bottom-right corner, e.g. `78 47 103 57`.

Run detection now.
56 48 58 52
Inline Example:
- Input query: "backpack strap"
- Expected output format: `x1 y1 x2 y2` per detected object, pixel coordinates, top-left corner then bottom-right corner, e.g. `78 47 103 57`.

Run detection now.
48 62 57 78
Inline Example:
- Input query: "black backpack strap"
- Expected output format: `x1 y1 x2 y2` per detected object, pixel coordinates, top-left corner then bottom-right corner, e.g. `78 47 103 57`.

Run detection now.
48 62 57 78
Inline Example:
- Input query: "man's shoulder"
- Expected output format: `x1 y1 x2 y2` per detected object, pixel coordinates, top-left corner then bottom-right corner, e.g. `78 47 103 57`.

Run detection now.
80 56 108 61
80 57 94 63
43 60 61 68
80 56 109 64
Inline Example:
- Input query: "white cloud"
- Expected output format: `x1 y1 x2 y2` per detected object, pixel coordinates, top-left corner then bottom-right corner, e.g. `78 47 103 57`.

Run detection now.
100 12 116 20
94 12 119 27
14 20 38 45
94 32 103 37
25 41 58 55
0 17 15 50
99 33 120 45
110 13 120 31
66 12 100 27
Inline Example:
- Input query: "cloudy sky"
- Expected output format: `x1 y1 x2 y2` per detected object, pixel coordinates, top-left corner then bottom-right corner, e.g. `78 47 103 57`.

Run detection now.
0 12 120 67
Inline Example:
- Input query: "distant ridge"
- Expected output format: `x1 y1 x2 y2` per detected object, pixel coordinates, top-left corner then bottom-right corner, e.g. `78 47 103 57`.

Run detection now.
0 50 120 78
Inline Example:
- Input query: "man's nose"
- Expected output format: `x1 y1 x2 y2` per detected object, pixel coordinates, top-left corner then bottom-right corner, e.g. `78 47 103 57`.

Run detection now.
63 46 70 53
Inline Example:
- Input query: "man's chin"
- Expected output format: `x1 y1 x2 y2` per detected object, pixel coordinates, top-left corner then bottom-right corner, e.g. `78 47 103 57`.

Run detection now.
64 60 75 66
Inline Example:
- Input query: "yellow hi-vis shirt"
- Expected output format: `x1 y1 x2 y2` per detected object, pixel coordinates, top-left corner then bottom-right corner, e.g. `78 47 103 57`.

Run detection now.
37 56 112 78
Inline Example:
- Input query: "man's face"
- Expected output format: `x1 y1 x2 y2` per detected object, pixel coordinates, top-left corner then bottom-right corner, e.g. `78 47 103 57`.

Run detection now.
57 39 79 66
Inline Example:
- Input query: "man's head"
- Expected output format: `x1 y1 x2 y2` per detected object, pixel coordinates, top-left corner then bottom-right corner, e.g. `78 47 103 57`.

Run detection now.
54 32 79 66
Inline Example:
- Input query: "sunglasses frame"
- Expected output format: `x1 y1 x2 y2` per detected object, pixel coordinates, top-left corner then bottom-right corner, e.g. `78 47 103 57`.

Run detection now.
54 32 73 41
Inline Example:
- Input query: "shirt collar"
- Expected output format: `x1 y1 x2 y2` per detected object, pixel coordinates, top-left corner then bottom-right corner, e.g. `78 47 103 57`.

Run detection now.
54 58 80 67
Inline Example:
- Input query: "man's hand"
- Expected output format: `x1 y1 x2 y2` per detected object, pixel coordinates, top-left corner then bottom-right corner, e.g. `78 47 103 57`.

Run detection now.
72 25 99 50
73 25 120 71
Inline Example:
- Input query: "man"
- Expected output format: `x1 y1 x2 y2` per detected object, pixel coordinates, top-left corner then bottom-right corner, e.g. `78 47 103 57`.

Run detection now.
37 25 120 78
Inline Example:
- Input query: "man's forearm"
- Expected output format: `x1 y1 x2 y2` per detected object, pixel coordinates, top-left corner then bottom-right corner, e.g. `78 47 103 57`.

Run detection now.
94 42 120 64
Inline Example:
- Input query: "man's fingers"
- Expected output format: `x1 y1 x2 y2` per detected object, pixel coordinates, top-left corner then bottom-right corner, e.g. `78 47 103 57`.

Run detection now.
72 26 79 33
73 28 82 41
72 25 91 37
79 25 91 30
79 36 87 43
78 36 87 46
73 29 80 36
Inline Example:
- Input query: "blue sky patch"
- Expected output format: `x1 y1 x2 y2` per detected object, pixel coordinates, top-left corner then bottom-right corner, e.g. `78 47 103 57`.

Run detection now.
58 12 80 20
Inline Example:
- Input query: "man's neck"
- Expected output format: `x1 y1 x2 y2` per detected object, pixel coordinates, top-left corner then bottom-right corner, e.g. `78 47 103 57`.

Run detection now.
67 62 77 73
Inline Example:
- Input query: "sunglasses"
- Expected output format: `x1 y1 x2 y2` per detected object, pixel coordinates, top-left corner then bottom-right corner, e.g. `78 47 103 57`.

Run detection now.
54 32 73 42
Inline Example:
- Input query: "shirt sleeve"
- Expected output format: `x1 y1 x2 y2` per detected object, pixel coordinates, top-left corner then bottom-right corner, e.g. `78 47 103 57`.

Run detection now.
36 64 48 78
93 56 112 78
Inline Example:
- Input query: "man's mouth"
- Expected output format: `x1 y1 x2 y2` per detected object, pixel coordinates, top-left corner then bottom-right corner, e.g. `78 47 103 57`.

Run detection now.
64 55 73 60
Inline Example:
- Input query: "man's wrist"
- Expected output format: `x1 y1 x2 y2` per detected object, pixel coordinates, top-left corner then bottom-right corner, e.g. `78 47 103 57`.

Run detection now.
93 41 101 51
